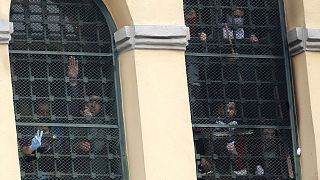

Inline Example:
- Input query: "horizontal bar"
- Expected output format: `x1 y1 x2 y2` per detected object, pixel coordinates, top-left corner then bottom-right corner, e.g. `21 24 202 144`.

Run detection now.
185 52 284 59
192 124 291 129
16 122 119 129
9 50 113 57
14 96 115 101
14 77 114 82
184 4 279 10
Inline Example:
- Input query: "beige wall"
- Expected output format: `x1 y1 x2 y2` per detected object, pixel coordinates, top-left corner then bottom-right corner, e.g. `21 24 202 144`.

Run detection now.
102 0 133 28
303 0 320 28
103 0 185 28
0 48 21 180
0 0 21 179
103 0 196 179
284 0 320 178
119 49 196 180
284 0 305 30
284 0 320 30
0 0 10 19
118 51 146 179
303 52 320 178
292 53 318 179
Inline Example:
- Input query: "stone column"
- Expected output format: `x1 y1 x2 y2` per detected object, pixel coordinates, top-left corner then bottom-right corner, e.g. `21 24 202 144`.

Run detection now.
114 25 196 180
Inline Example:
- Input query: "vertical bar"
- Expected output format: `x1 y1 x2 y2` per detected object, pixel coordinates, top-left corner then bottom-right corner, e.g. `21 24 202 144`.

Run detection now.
93 1 128 179
77 3 83 53
28 54 36 117
99 57 108 118
80 56 86 99
41 0 47 52
278 0 301 179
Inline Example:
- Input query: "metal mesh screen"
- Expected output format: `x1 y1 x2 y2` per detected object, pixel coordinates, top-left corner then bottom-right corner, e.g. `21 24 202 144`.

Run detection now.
184 0 296 179
10 0 124 179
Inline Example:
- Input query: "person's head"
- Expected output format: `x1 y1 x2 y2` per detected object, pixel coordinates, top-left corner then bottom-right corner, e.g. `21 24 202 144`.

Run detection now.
233 8 244 17
262 128 276 139
218 101 237 118
37 100 49 117
186 8 197 18
86 95 102 116
226 101 237 118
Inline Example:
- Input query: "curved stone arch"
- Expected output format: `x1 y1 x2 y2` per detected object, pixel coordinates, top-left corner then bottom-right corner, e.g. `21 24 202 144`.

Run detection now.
100 0 133 29
100 0 185 28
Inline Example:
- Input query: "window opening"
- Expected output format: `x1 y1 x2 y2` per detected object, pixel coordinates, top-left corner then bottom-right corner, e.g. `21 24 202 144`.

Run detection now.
10 0 125 179
184 0 298 179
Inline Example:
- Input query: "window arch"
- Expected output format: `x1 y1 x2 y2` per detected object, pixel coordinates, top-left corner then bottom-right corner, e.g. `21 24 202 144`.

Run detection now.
10 0 126 179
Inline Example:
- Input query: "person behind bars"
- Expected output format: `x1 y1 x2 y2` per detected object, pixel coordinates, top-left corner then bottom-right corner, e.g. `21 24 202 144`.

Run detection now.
19 100 64 180
211 101 248 176
67 56 118 176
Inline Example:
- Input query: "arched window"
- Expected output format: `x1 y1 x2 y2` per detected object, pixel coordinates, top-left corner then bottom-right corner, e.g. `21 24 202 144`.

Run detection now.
10 0 126 179
184 0 298 179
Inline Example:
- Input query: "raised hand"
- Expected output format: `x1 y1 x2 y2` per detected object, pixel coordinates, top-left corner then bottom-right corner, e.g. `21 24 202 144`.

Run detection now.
31 130 43 151
80 105 93 117
67 56 79 79
226 141 238 155
78 141 91 152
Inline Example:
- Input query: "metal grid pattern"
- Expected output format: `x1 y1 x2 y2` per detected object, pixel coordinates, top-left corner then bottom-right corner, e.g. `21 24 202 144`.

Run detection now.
10 0 111 53
10 0 124 179
185 0 282 56
184 0 296 179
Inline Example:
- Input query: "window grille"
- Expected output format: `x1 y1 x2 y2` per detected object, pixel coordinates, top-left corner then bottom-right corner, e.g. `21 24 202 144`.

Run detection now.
184 0 298 179
10 0 125 179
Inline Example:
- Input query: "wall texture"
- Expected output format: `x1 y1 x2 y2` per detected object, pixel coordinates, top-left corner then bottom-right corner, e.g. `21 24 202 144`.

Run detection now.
285 0 320 179
0 0 21 179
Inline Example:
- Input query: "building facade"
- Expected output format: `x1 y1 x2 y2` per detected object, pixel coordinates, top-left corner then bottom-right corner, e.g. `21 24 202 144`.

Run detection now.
0 0 319 179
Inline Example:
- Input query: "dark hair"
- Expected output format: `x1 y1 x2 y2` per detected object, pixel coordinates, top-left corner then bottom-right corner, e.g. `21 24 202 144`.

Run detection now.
217 101 237 117
37 99 49 106
88 95 102 104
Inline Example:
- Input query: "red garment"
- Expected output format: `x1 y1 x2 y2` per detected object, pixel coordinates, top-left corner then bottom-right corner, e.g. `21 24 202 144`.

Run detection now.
235 136 246 170
186 16 199 37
